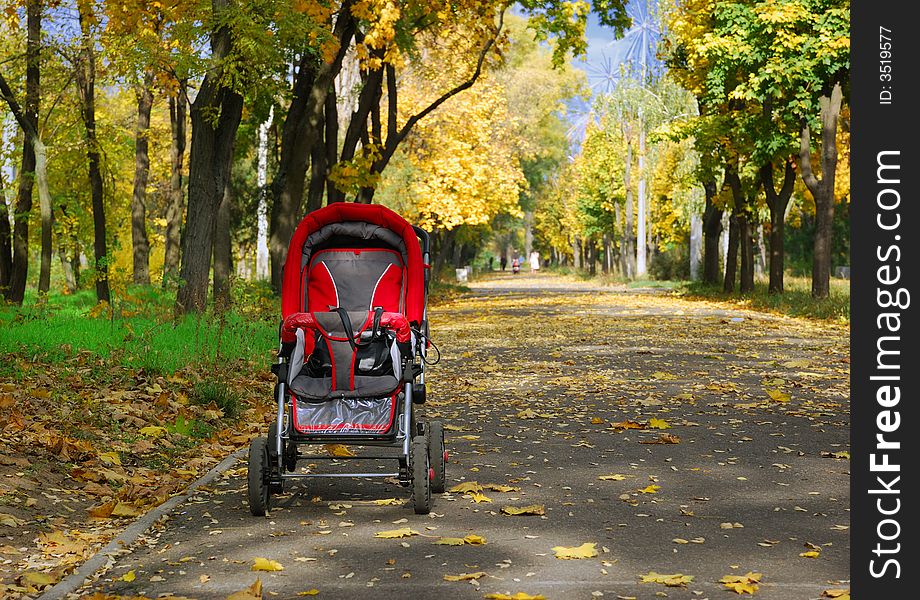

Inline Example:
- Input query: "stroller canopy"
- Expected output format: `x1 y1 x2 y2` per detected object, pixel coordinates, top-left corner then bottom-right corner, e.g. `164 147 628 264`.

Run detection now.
281 203 425 324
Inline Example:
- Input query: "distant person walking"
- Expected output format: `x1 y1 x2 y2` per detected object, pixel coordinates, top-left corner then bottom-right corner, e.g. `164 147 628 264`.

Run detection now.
500 255 507 271
530 250 540 273
489 256 494 271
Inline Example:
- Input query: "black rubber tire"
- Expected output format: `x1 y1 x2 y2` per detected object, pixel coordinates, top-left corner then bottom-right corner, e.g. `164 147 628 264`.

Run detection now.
428 420 446 493
412 434 431 515
248 437 270 516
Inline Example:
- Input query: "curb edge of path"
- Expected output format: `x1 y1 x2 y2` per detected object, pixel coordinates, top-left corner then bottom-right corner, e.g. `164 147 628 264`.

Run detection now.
38 447 248 600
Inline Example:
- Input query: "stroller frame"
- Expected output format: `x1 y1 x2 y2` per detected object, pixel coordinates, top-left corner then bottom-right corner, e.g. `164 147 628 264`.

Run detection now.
248 205 445 515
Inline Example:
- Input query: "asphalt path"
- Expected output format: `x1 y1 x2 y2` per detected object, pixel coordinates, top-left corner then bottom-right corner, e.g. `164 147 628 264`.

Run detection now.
84 273 850 600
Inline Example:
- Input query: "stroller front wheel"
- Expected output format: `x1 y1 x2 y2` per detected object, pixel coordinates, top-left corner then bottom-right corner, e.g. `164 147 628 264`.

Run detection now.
411 434 431 515
248 437 271 516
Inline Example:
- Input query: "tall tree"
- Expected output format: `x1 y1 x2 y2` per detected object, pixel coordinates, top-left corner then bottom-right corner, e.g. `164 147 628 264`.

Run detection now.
176 0 244 314
761 159 796 293
163 82 187 285
0 0 41 304
74 2 110 302
130 70 154 283
701 179 721 284
799 83 843 298
0 170 11 291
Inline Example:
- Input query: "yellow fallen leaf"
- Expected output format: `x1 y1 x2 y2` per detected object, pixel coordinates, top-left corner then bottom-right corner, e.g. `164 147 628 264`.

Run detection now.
483 483 520 492
501 505 545 516
484 593 546 600
443 571 487 581
552 542 598 559
324 444 355 457
640 572 694 587
822 589 850 599
98 451 121 465
610 420 644 430
516 409 538 419
648 418 671 430
87 500 117 519
435 537 466 546
799 550 820 558
111 502 144 518
457 435 481 440
782 359 810 368
18 570 59 587
766 388 791 403
638 485 660 494
226 578 262 600
720 572 762 595
590 417 605 424
297 590 320 596
373 498 402 506
443 424 464 431
597 474 627 481
374 527 419 539
652 371 677 380
251 557 284 571
449 481 483 494
463 534 487 545
120 570 136 582
139 425 168 438
468 491 492 503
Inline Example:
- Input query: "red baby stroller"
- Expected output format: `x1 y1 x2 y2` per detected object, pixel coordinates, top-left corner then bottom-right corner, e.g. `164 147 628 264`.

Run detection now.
247 203 445 515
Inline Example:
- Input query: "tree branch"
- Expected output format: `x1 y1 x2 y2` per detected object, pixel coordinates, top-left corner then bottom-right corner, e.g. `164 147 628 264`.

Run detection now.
798 122 820 196
387 7 506 152
0 71 38 140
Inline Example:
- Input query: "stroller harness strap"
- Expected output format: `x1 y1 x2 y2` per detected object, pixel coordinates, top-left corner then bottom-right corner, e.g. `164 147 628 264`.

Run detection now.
283 310 411 400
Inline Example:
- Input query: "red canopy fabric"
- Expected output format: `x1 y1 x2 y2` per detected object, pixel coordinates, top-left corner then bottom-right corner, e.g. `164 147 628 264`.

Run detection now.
281 203 425 323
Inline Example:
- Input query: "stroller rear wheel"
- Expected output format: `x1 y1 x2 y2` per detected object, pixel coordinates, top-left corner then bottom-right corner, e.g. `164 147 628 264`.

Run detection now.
428 420 446 493
248 437 271 516
411 433 431 515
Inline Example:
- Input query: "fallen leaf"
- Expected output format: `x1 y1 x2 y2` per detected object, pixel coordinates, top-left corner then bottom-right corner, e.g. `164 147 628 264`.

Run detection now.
610 420 644 431
799 550 820 558
720 572 762 595
139 425 168 438
120 570 136 582
468 491 492 503
226 578 263 600
98 451 121 465
251 557 284 571
375 527 419 539
648 418 671 430
297 590 320 596
552 542 598 559
597 474 627 481
449 481 483 494
435 537 467 546
483 483 520 493
484 593 545 600
638 485 660 494
766 388 791 403
0 513 25 527
821 451 850 460
640 434 681 445
501 505 545 516
463 534 487 545
443 571 487 581
323 444 355 457
822 589 850 599
373 498 402 506
639 572 694 587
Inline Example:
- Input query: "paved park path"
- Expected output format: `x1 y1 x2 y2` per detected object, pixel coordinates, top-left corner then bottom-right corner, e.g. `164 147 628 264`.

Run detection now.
85 273 850 600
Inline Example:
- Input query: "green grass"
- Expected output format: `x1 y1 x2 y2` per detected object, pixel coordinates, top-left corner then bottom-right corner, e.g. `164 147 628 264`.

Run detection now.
0 285 278 374
192 380 244 418
682 275 850 322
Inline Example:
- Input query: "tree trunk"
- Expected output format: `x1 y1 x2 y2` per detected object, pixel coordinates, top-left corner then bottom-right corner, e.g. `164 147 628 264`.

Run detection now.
212 181 232 311
623 140 635 279
306 95 328 212
636 125 647 276
74 6 110 303
163 84 187 286
130 71 154 284
799 83 842 299
762 159 796 293
738 211 754 293
723 214 739 293
34 138 51 295
0 172 11 292
176 0 244 314
701 180 721 285
2 1 40 305
269 9 355 291
573 236 582 270
255 106 272 280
